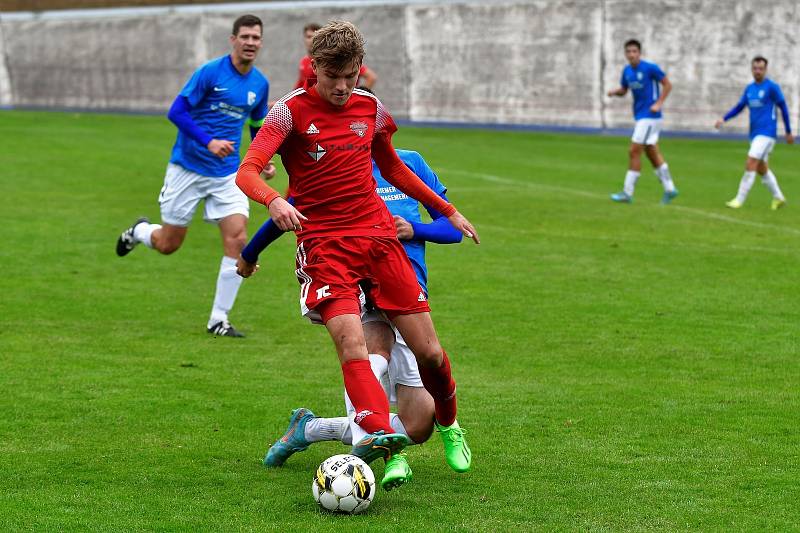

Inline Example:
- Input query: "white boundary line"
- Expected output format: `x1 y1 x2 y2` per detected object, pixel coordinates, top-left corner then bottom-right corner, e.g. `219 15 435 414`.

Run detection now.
441 168 800 237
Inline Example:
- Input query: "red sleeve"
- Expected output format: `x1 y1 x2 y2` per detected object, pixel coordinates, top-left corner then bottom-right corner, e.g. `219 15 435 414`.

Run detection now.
236 101 293 206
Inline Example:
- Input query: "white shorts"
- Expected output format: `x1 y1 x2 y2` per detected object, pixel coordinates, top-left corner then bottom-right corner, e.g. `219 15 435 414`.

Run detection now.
631 118 663 145
747 135 776 161
361 310 423 405
158 163 249 227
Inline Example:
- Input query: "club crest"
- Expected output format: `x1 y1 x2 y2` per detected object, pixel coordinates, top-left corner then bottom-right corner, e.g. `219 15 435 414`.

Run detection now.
350 121 368 138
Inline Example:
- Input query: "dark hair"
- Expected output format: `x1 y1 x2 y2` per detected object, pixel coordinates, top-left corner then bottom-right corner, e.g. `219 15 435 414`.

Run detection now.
311 21 365 71
752 56 768 66
232 14 262 36
624 39 641 51
303 23 322 33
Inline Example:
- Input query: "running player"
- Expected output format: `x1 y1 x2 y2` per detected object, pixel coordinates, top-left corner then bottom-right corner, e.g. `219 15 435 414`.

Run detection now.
235 21 478 491
236 150 465 472
607 39 679 204
294 22 377 90
114 15 272 337
715 56 793 210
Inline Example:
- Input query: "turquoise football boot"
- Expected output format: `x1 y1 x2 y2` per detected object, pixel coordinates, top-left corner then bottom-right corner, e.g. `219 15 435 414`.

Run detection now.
263 408 315 467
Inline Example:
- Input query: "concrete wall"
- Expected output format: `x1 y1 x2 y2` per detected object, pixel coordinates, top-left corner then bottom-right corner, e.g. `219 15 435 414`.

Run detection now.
1 0 797 134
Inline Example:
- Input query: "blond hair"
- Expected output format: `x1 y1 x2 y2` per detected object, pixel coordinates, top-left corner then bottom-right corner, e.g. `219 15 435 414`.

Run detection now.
310 21 365 71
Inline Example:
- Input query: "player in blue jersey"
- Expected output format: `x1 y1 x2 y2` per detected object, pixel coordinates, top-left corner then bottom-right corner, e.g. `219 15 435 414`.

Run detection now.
115 15 272 337
607 39 679 204
237 150 470 474
715 56 794 210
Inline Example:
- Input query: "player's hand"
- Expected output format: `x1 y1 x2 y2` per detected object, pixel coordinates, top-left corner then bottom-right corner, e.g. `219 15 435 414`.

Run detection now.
236 255 259 278
606 89 616 97
393 215 414 240
261 160 277 180
268 196 308 232
448 211 480 244
786 133 795 145
207 139 235 158
650 102 662 113
714 119 724 129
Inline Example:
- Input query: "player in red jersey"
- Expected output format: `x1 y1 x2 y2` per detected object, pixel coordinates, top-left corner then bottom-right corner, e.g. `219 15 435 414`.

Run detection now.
236 21 478 491
294 22 377 90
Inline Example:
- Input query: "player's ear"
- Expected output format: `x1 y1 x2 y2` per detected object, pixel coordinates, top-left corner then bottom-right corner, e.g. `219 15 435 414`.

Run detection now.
311 58 318 75
229 34 236 46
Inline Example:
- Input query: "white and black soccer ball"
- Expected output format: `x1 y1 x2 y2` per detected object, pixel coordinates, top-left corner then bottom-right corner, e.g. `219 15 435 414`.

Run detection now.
312 454 375 514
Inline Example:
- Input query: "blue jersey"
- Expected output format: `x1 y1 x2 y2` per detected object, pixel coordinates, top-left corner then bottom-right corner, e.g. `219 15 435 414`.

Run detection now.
621 60 666 120
732 79 787 139
372 150 447 296
170 55 269 177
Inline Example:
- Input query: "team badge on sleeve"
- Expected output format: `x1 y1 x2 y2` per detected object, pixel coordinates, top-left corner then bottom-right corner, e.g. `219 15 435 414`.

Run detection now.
350 121 368 137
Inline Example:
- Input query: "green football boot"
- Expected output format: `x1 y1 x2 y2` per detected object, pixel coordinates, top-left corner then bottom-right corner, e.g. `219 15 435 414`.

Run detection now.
436 420 472 473
381 452 412 491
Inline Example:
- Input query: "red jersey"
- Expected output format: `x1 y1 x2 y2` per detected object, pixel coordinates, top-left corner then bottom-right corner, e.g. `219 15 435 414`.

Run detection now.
237 83 455 241
295 56 369 89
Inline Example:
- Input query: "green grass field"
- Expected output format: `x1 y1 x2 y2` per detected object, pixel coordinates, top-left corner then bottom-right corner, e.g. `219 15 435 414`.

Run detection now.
2 110 798 531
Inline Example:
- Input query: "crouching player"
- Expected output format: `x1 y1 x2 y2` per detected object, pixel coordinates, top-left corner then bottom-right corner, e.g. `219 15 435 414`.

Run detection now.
236 150 470 476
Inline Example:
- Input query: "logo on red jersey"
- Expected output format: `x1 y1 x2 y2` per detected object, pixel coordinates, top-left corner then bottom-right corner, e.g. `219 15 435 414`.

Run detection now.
418 291 427 302
305 123 319 135
307 144 326 161
350 121 368 138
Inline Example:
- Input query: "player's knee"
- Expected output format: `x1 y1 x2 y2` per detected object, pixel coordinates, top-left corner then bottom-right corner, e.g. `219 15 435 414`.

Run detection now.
224 234 247 253
415 343 443 368
405 418 434 444
629 145 642 158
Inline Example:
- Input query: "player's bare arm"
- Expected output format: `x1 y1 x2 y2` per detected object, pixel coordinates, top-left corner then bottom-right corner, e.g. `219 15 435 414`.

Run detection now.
607 87 628 97
359 66 378 89
650 76 671 113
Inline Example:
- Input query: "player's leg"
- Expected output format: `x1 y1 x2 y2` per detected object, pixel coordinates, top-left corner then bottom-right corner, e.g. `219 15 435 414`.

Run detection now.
116 163 199 256
391 312 471 472
645 141 678 204
386 331 434 445
343 319 393 446
754 144 786 209
205 173 251 336
611 138 644 203
727 156 759 209
395 385 435 444
325 313 411 490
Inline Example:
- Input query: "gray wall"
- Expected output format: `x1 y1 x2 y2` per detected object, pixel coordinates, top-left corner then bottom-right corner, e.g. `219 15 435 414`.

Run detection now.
1 0 797 134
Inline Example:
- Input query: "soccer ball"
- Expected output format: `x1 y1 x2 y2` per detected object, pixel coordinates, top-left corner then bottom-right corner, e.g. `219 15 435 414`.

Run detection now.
312 454 375 514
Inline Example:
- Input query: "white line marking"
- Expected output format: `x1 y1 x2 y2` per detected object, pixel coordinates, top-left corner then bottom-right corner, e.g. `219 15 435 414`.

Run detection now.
442 168 800 236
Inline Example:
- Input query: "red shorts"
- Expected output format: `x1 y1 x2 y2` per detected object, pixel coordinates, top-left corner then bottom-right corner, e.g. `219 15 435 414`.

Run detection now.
295 236 430 324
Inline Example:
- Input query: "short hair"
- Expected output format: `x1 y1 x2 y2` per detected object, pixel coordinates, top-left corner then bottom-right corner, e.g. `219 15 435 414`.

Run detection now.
752 56 768 66
232 14 262 36
303 23 322 33
310 21 365 71
624 39 641 51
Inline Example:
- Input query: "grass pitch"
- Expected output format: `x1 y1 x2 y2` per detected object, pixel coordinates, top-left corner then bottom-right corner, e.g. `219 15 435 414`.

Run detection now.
1 110 798 531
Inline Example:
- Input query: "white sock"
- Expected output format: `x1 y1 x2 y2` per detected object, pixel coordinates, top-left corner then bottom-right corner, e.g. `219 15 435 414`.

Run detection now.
762 170 785 201
133 222 161 248
623 170 640 196
207 256 243 328
340 412 413 446
655 163 675 192
304 416 349 443
736 171 757 203
368 354 390 398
